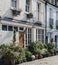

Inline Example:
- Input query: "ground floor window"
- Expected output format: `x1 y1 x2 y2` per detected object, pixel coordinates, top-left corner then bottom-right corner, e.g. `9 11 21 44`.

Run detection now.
2 25 18 32
36 29 44 43
8 26 13 31
2 25 7 31
25 28 32 47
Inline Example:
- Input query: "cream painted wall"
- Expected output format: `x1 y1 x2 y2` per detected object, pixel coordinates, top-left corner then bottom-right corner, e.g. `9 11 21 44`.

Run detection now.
0 0 45 45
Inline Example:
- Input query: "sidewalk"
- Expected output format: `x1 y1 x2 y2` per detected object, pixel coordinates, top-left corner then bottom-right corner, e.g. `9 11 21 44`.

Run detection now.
19 55 58 65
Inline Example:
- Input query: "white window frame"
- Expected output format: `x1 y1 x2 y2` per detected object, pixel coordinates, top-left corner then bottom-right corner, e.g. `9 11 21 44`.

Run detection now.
25 28 32 47
36 29 44 43
26 0 30 12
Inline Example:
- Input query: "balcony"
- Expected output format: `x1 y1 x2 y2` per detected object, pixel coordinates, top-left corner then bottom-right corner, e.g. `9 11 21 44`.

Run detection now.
11 7 21 16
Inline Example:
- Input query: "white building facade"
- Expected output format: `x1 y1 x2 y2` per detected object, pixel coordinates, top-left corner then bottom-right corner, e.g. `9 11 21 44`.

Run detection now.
0 0 45 48
45 0 58 49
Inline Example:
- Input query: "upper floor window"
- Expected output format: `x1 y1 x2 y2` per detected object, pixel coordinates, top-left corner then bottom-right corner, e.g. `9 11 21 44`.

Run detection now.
56 11 58 29
55 0 58 6
36 29 44 43
49 8 54 29
26 0 30 12
51 0 55 4
37 3 40 20
49 8 53 18
11 0 17 8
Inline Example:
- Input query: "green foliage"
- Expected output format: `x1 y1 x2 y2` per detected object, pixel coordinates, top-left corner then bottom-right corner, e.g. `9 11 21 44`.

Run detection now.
25 50 32 61
25 50 32 58
13 30 16 44
40 49 48 55
46 43 56 54
47 43 55 50
0 44 25 63
29 41 44 54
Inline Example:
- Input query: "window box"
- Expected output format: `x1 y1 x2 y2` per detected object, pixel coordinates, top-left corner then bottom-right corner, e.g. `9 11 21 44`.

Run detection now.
11 7 22 16
27 12 33 18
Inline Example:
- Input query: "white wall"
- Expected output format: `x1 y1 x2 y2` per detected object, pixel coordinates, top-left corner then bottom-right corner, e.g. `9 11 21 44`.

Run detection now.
0 0 45 45
0 31 19 45
47 3 58 43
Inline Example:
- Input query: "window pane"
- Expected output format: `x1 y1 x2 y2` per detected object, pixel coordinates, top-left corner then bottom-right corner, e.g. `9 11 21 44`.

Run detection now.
8 26 13 31
14 26 18 31
12 0 17 8
26 0 30 12
2 25 7 31
19 27 24 30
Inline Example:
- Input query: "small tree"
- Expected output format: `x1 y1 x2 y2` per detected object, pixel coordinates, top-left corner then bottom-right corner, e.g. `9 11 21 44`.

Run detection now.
13 30 16 45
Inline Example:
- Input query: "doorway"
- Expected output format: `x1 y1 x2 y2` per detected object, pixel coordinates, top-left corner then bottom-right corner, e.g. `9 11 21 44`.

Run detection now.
19 31 24 47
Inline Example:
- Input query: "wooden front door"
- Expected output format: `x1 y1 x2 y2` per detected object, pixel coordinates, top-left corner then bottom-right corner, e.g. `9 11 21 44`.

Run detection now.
19 32 24 47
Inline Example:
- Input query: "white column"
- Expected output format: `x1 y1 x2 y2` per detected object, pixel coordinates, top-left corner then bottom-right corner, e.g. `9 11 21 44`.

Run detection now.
32 27 36 41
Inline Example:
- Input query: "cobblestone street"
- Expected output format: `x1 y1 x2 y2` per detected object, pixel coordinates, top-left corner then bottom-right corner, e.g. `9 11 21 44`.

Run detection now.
19 55 58 65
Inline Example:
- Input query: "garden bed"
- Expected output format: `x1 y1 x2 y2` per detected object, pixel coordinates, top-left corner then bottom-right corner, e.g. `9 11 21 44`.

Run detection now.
0 41 56 65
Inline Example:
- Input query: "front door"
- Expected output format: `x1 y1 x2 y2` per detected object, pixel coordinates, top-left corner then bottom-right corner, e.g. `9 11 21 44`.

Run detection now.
19 32 24 47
